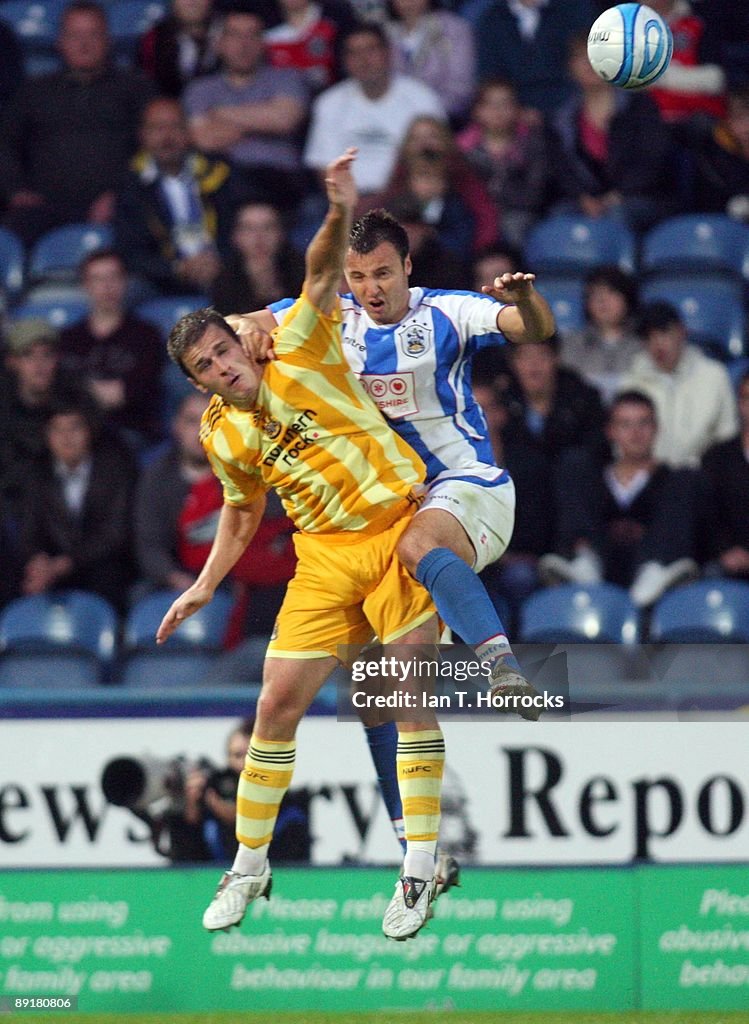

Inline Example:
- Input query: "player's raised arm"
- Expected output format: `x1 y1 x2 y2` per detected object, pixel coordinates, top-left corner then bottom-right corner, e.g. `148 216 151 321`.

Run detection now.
483 272 556 344
303 147 358 315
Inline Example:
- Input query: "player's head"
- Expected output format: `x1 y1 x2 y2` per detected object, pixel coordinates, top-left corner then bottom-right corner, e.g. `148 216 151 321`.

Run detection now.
168 308 263 409
607 390 657 462
638 301 686 373
345 209 412 324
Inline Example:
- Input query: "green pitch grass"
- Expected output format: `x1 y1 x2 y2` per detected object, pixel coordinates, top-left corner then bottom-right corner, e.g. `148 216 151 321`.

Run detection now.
19 1013 749 1024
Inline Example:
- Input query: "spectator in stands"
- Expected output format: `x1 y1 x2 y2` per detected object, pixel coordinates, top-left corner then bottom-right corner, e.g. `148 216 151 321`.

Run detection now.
621 301 737 469
472 367 552 623
647 0 726 123
382 196 468 289
0 320 82 515
0 22 24 116
471 245 520 292
538 390 700 608
500 334 609 584
134 391 213 593
475 0 596 117
18 400 135 610
115 96 237 297
304 24 445 198
211 202 305 315
385 0 476 120
551 33 678 232
138 0 219 98
560 266 641 405
58 250 165 447
502 333 608 466
457 78 552 249
135 393 296 637
701 370 749 580
681 83 749 220
364 115 499 256
264 0 357 96
0 1 154 245
184 11 309 209
363 139 475 263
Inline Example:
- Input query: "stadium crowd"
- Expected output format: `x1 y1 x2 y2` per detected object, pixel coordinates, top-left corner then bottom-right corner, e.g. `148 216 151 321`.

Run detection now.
1 0 749 650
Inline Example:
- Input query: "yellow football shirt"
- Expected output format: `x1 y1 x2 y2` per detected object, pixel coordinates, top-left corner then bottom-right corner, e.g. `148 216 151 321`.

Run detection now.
201 294 425 534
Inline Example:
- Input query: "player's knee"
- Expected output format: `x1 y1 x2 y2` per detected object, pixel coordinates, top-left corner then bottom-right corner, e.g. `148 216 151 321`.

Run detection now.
396 527 429 575
255 686 302 740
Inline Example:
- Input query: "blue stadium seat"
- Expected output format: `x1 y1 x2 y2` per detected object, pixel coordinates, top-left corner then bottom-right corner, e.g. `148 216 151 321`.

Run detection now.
136 296 210 340
533 276 585 333
641 214 749 279
649 580 749 643
519 584 640 643
639 275 746 361
11 296 88 329
0 0 64 75
523 214 636 275
108 0 165 63
0 590 118 659
119 589 234 686
28 223 113 284
0 651 102 688
0 591 119 686
0 227 25 305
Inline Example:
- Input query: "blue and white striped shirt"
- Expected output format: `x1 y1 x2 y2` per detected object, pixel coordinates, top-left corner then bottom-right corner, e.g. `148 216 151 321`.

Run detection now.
271 287 511 486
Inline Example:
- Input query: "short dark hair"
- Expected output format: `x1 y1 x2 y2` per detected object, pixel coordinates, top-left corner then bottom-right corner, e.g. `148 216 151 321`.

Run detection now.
584 264 638 319
608 389 657 421
342 22 389 52
349 208 409 261
79 247 126 278
61 1 108 27
638 300 683 338
167 307 236 377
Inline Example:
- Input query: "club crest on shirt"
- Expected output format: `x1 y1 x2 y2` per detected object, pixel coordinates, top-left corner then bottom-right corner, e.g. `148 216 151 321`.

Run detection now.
397 322 432 359
263 418 282 439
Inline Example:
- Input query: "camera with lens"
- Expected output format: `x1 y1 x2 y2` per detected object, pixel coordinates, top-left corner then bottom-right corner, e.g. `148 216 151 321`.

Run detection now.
101 753 218 817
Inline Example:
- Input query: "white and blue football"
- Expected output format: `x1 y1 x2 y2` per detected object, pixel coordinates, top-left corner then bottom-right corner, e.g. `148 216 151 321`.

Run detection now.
587 3 673 90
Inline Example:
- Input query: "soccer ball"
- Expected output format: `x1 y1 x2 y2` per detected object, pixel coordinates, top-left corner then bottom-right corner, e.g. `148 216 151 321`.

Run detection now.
587 3 673 90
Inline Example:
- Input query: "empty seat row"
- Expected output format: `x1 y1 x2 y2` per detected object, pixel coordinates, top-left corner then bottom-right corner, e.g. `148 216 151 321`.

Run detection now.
524 213 749 281
0 588 236 687
2 581 749 691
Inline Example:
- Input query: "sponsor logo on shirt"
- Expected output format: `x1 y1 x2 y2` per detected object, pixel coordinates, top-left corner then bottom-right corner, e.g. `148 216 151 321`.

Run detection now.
360 373 418 419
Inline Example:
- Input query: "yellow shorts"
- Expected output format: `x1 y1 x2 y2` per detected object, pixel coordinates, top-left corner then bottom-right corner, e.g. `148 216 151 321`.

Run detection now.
266 503 435 661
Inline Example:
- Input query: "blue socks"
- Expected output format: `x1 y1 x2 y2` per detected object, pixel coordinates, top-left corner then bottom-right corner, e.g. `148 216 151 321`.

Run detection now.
364 722 405 851
415 547 521 670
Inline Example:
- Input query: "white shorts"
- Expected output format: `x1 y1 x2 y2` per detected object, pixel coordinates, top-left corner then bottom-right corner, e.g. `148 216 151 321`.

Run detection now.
417 470 516 573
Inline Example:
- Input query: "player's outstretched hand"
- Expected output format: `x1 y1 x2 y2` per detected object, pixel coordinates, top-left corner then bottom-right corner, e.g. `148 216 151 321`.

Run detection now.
156 583 214 644
325 147 358 210
482 272 537 303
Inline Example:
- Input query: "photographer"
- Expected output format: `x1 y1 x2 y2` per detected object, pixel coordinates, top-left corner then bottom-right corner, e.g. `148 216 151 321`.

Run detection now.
159 719 312 864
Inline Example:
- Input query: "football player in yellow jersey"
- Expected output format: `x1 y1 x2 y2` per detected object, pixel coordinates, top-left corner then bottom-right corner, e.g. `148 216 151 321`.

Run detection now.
157 149 445 942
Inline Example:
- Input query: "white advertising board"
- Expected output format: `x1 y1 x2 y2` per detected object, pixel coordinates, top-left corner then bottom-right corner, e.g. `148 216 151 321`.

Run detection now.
0 717 747 867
